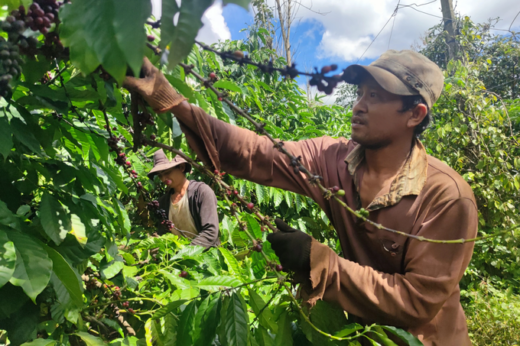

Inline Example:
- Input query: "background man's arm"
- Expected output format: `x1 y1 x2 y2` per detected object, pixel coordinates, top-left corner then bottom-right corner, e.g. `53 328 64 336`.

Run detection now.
190 184 220 248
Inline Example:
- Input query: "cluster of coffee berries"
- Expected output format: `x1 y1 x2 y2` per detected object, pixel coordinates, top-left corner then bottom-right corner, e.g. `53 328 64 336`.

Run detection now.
24 0 61 35
328 185 345 196
112 286 122 300
137 111 155 127
0 39 23 97
213 169 226 177
147 200 160 210
147 200 174 231
309 66 342 95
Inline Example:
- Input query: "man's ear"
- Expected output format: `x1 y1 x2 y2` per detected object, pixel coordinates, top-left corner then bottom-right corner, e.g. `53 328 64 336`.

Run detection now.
407 103 428 128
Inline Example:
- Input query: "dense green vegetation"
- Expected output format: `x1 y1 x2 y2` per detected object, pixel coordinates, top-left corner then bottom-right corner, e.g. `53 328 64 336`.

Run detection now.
0 1 518 345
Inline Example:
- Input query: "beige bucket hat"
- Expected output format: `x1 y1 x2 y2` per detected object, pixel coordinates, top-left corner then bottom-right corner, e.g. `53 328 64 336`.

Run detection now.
147 149 192 179
343 49 444 108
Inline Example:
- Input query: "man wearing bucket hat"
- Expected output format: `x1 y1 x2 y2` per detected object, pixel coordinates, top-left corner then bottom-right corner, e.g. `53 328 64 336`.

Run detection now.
125 50 477 345
148 149 220 249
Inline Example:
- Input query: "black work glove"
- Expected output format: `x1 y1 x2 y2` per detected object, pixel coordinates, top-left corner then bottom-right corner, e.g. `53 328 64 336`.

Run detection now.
267 218 312 273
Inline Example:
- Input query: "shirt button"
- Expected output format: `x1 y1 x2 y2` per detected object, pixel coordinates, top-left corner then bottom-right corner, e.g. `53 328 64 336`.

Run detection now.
391 243 399 249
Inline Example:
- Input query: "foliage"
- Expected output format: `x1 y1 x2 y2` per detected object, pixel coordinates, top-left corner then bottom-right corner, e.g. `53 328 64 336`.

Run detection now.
0 1 420 345
462 283 520 345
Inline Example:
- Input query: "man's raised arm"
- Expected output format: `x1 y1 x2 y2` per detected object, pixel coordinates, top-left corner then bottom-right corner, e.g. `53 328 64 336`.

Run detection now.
124 58 336 201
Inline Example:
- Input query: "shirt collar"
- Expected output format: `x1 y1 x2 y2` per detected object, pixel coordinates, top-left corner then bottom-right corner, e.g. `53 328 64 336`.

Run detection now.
345 139 428 211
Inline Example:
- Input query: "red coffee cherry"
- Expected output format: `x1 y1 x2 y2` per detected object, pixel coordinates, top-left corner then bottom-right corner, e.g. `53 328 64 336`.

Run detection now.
247 203 254 210
254 244 262 252
150 134 156 140
179 271 188 278
209 72 216 79
147 35 155 42
276 264 283 272
128 308 135 314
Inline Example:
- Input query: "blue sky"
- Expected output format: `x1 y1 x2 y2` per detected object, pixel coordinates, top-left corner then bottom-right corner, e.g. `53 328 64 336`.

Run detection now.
220 3 376 91
151 0 520 102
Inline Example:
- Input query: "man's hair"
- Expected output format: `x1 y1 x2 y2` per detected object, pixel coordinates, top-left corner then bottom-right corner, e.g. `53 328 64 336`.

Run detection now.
398 95 432 137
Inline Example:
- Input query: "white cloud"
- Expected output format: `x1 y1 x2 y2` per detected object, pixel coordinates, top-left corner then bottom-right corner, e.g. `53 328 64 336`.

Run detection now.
266 0 520 63
151 0 231 44
197 1 232 44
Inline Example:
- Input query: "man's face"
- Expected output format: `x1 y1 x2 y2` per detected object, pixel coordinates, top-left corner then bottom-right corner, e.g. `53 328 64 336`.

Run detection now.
350 74 408 149
157 164 186 188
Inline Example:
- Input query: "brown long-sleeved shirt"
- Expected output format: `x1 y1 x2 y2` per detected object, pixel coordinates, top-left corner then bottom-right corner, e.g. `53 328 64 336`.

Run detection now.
172 101 477 346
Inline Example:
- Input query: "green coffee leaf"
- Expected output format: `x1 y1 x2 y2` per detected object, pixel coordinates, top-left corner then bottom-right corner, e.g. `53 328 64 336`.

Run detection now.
219 247 241 276
0 229 16 289
167 0 214 69
196 275 242 291
152 299 187 319
224 292 249 346
274 311 293 346
7 230 52 303
380 326 423 346
21 339 56 346
177 300 198 346
213 80 243 93
40 192 70 246
334 323 363 337
60 0 151 83
75 332 106 346
194 293 221 346
0 116 13 160
223 0 251 10
248 289 278 333
45 246 83 308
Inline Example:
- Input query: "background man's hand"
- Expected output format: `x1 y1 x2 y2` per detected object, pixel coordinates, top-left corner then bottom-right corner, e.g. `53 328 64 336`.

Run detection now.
123 57 186 113
267 219 312 273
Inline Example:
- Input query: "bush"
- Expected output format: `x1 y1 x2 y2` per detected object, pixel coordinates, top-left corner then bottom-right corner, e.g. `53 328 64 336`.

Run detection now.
463 283 520 345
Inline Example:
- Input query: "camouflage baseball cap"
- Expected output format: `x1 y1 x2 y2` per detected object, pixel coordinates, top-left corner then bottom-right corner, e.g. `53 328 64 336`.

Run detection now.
343 50 444 108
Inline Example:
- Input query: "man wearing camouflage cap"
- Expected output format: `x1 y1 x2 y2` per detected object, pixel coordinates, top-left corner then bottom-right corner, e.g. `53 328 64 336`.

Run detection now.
125 50 477 345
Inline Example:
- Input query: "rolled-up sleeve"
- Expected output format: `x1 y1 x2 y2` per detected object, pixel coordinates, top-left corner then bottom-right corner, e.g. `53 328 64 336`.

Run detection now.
304 197 478 327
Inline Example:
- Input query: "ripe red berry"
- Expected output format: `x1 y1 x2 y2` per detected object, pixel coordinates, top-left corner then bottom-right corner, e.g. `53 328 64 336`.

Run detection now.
119 153 125 157
214 169 219 174
218 97 223 101
220 172 226 176
247 202 254 210
147 35 155 42
126 161 131 166
254 244 262 252
209 72 216 79
123 301 129 307
179 271 188 278
150 134 156 140
233 190 239 195
276 264 283 272
128 308 135 314
115 286 120 290
137 182 142 187
131 170 136 174
332 186 340 193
